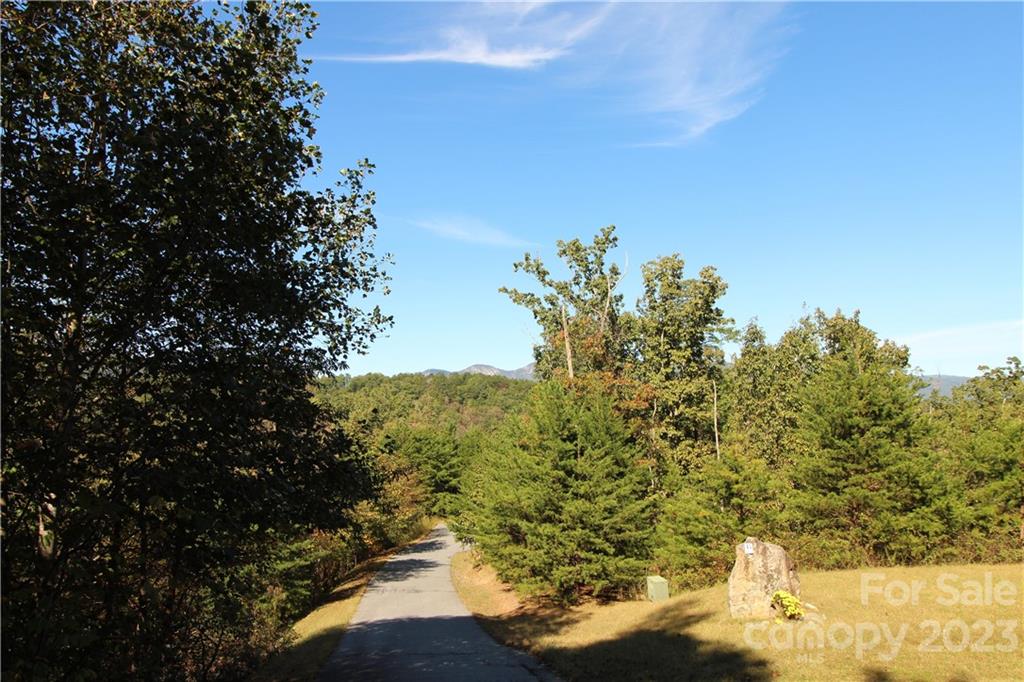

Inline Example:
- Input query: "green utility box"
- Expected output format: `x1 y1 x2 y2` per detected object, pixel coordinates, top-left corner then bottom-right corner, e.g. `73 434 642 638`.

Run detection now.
646 575 669 602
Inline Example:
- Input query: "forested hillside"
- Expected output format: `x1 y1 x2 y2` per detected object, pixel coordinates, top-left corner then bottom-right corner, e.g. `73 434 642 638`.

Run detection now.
314 372 532 521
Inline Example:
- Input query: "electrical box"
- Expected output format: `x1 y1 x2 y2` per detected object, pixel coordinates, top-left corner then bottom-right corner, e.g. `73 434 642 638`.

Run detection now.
646 575 669 602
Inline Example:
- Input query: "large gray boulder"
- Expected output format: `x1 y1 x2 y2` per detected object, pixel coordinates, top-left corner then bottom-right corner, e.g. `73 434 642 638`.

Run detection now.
727 536 800 619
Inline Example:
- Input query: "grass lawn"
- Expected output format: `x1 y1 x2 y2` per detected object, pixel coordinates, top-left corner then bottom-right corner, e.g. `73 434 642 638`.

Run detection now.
253 518 440 682
452 552 1024 681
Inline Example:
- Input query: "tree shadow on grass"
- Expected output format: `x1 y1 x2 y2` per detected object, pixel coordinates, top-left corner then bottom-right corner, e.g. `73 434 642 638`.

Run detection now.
256 625 348 682
472 599 771 682
256 528 450 681
253 558 384 682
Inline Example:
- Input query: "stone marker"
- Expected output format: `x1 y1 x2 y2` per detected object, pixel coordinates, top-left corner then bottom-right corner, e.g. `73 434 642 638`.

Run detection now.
727 536 800 619
646 575 669 602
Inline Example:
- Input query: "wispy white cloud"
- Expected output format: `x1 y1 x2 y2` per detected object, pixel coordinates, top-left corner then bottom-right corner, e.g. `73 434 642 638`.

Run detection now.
895 319 1023 376
606 3 791 143
319 34 564 69
313 3 791 142
318 4 608 70
412 217 534 248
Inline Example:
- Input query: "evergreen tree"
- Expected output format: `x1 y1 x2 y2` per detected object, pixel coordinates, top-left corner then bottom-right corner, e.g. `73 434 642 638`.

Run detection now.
653 448 785 589
787 311 948 566
388 424 462 516
455 381 654 602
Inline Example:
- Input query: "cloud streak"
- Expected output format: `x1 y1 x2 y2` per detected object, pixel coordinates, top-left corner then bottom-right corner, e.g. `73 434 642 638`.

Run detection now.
411 217 534 248
316 4 608 70
320 33 565 69
313 3 791 142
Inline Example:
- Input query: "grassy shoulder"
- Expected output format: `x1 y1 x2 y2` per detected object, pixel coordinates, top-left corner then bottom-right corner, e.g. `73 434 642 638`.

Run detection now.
253 518 440 682
451 552 1024 681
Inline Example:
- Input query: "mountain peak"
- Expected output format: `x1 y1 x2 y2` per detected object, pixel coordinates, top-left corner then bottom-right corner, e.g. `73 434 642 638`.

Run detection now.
421 363 534 381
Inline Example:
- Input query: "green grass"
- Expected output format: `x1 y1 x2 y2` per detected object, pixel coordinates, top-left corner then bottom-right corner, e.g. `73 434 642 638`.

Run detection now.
452 553 1024 681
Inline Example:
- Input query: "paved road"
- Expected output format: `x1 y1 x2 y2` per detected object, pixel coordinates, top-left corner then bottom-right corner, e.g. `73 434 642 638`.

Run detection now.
318 524 557 681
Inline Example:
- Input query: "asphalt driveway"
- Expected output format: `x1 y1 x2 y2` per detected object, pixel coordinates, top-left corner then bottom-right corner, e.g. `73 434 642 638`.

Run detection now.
318 524 557 681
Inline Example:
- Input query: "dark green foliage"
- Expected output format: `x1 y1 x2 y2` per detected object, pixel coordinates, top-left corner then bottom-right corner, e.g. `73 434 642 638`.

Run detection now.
653 452 785 589
490 227 1021 598
716 315 1020 575
653 464 737 590
316 371 534 435
267 530 364 624
388 425 462 516
785 311 948 566
456 382 655 603
314 372 534 523
1 2 389 678
499 229 736 471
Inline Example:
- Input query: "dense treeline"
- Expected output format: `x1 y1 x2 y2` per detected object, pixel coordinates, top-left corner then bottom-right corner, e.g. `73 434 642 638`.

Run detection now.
452 227 1023 602
314 372 533 522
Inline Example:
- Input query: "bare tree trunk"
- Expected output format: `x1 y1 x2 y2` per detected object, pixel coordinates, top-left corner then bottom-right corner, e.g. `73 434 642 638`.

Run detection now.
713 380 721 461
561 304 574 380
600 274 615 337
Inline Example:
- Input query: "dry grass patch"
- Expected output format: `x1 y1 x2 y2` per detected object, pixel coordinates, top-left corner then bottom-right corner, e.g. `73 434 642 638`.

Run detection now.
452 552 1024 682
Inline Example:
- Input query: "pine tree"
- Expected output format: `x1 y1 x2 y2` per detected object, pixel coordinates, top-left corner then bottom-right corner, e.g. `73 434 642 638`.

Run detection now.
455 381 654 602
653 449 786 589
787 311 947 566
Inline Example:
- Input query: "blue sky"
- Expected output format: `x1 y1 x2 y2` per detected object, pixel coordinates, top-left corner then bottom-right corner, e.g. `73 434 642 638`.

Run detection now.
302 2 1022 377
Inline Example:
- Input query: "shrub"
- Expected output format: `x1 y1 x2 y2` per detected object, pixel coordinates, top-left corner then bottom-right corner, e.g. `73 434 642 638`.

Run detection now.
772 590 805 620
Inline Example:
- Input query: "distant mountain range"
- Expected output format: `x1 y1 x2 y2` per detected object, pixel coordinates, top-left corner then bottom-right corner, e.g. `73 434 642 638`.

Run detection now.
419 367 969 394
920 375 969 397
423 363 535 381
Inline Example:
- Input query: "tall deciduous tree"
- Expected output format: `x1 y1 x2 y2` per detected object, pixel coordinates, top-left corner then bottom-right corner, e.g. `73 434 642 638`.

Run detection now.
633 255 735 465
2 2 389 677
724 318 819 470
500 226 629 380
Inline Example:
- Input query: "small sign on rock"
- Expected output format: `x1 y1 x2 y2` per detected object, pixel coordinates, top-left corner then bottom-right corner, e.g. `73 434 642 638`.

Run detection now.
727 536 800 619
